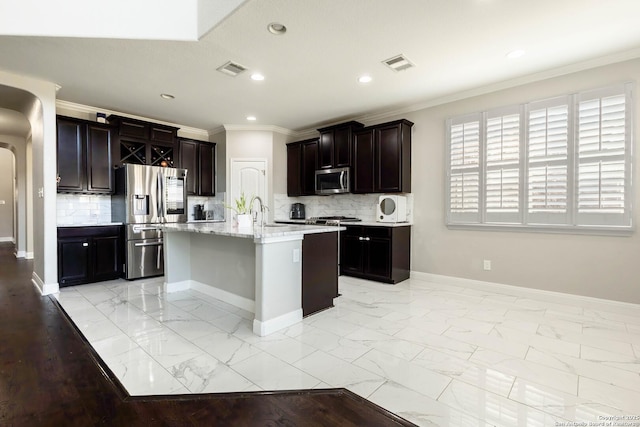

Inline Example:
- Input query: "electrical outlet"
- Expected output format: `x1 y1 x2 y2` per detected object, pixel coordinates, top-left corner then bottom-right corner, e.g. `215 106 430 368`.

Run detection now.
483 260 491 271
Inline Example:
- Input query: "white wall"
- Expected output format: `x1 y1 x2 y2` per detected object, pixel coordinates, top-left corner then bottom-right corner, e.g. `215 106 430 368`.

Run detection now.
397 58 640 304
272 131 288 195
211 128 226 193
0 112 32 258
224 127 274 218
0 70 58 293
0 149 14 240
224 126 295 221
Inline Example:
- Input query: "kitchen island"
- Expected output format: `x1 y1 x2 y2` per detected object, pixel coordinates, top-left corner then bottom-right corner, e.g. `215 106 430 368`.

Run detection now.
161 222 341 336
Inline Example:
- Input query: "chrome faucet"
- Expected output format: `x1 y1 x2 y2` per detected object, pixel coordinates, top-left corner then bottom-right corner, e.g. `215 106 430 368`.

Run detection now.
252 196 269 228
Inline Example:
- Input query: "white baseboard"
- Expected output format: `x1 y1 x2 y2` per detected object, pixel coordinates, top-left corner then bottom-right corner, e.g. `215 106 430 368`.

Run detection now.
25 252 34 260
253 309 302 336
0 237 14 242
410 271 640 310
32 272 59 296
164 280 191 293
164 279 255 313
15 250 26 259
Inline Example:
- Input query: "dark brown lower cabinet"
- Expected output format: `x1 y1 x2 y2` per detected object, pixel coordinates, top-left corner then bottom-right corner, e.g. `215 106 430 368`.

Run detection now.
341 225 410 284
58 226 123 287
302 232 338 316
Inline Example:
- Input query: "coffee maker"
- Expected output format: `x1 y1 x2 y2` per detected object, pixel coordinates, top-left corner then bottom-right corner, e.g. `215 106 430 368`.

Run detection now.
290 203 305 219
193 204 205 220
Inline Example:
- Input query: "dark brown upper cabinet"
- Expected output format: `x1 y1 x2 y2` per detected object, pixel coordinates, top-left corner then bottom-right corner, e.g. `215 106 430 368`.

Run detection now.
287 138 318 197
352 119 413 194
316 121 364 169
56 116 113 194
107 115 179 168
178 138 216 196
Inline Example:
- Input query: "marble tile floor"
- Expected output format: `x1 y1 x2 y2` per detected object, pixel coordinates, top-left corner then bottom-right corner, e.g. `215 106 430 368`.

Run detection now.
54 275 640 426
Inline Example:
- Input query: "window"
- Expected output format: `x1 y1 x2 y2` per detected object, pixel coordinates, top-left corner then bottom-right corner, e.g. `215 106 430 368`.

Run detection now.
448 113 481 223
446 83 632 233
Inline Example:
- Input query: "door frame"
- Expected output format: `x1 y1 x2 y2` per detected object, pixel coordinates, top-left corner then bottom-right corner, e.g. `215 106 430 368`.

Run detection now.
228 157 268 222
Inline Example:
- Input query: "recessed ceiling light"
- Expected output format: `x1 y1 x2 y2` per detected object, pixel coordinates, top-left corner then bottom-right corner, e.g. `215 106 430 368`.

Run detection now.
506 49 525 59
251 73 265 81
358 75 372 84
246 116 257 121
267 22 287 35
160 93 175 99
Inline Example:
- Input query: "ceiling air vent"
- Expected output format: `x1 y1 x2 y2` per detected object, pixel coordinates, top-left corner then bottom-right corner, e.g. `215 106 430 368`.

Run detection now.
383 54 414 72
217 61 248 77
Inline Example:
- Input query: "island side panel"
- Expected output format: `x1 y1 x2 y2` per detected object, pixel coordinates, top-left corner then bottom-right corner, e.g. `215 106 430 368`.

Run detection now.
253 236 303 336
302 231 338 316
189 233 256 312
164 231 192 291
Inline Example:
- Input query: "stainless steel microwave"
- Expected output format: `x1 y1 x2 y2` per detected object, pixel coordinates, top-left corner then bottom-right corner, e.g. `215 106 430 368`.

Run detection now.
315 167 350 194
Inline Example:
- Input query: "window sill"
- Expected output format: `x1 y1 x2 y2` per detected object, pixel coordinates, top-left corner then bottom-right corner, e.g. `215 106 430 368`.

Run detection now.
446 222 634 237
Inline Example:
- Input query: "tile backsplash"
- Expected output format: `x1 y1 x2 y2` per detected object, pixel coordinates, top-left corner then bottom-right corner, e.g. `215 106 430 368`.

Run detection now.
186 192 226 221
57 194 112 225
57 192 410 225
57 192 227 225
273 193 413 222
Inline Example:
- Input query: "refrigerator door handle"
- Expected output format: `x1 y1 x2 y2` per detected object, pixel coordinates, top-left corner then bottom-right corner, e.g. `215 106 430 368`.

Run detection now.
157 172 164 222
133 241 163 247
132 226 161 232
157 241 163 270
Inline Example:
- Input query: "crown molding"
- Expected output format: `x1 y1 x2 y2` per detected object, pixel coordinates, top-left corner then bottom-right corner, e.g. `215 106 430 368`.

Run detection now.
290 129 318 140
295 47 640 134
55 100 209 138
222 124 295 136
208 125 226 135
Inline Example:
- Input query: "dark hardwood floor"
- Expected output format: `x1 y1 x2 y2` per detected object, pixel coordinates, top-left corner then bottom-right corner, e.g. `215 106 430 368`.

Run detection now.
0 243 415 426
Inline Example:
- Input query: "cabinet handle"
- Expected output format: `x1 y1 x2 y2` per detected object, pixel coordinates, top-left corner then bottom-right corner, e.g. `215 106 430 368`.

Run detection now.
358 237 364 241
82 243 89 247
364 237 371 241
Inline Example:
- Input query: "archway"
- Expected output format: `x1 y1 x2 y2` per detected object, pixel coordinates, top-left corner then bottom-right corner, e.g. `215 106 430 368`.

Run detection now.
0 148 15 243
0 75 58 294
0 108 32 259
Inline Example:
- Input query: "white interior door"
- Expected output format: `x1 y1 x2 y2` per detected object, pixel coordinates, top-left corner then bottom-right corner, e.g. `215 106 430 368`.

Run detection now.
230 159 267 223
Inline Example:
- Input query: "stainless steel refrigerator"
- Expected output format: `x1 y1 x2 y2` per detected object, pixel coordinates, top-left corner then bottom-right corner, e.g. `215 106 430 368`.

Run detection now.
112 164 187 279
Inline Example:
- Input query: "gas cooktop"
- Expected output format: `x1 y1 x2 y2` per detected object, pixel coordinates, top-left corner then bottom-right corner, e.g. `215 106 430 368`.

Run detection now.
305 216 362 224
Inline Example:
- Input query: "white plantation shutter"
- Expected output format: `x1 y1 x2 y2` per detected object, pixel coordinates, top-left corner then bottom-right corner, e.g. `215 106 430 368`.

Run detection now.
446 83 632 232
526 97 570 225
575 85 631 226
485 108 521 223
447 114 481 223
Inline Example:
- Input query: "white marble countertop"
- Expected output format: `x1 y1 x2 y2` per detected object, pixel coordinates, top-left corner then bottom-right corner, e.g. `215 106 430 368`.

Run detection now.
162 221 344 241
57 222 123 228
275 219 412 227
